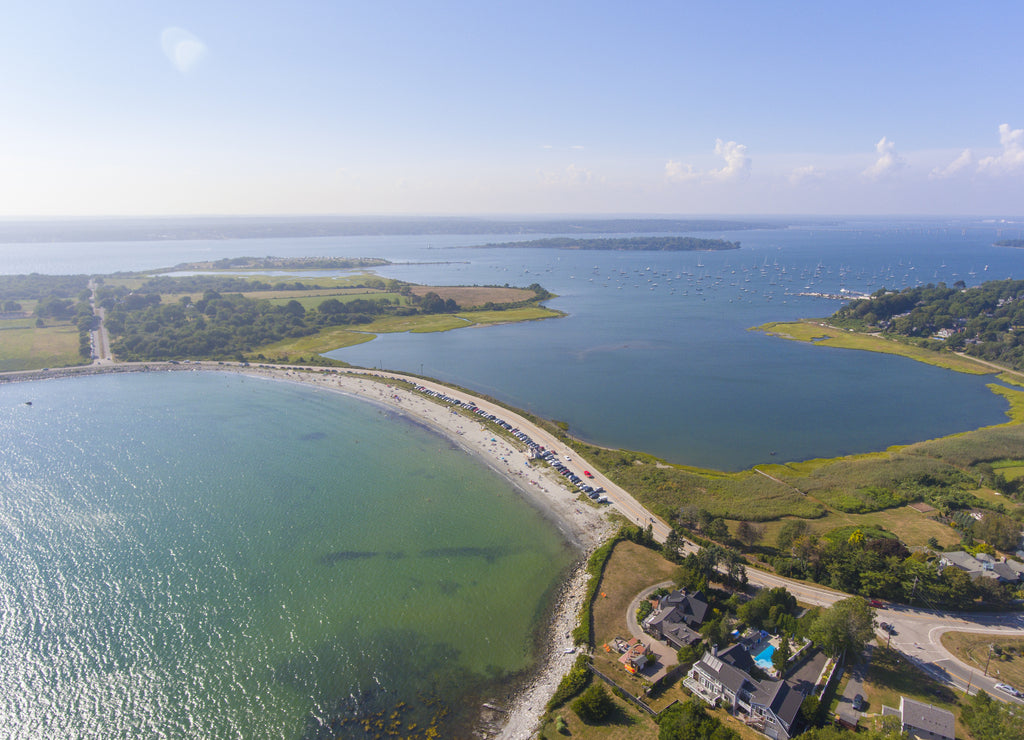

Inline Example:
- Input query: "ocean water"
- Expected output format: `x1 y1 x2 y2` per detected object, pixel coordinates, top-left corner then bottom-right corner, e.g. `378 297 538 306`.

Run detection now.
0 372 574 738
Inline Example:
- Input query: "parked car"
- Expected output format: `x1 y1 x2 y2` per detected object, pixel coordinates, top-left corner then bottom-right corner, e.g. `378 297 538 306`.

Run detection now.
995 683 1022 698
852 694 865 711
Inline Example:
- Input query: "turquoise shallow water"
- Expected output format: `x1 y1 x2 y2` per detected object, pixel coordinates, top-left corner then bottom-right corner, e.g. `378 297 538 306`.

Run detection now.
0 371 575 738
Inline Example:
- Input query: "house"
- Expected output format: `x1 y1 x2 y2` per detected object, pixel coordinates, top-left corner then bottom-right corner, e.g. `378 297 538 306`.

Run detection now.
881 696 955 740
642 589 709 649
939 551 1023 584
618 637 654 675
684 644 806 740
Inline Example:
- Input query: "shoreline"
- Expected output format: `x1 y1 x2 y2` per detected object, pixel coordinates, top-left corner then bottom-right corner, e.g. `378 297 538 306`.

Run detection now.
2 361 619 739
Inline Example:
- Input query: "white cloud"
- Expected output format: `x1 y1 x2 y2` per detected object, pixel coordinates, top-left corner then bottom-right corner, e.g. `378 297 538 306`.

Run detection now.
789 165 824 185
665 138 751 183
160 27 207 73
930 149 973 179
710 139 751 181
665 159 698 182
863 136 905 180
977 123 1024 174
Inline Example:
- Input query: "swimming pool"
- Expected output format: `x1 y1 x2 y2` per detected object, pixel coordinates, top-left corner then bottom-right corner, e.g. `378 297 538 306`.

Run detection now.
753 644 775 669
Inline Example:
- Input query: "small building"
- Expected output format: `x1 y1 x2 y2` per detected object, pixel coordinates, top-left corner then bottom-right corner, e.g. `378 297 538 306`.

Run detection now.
881 696 955 740
618 638 654 675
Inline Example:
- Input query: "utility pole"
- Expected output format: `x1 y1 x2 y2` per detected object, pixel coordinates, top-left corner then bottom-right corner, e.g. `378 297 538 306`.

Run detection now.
984 644 994 677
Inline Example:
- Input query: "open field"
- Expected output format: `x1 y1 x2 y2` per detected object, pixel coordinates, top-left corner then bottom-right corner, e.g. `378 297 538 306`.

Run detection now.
861 646 974 740
408 284 535 307
0 320 85 371
758 321 994 375
248 305 561 362
940 632 1024 690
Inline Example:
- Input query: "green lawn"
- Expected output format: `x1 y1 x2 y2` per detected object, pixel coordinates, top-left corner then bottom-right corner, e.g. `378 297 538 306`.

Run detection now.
0 320 86 371
757 321 994 375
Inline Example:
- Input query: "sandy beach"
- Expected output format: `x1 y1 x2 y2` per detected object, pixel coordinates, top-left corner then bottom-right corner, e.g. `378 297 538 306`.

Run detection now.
3 361 645 738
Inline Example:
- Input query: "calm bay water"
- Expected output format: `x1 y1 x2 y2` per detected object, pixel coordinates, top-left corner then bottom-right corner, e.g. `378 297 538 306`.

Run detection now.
0 372 574 738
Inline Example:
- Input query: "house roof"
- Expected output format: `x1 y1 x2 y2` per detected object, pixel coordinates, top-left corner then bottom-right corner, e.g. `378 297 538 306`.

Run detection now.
940 551 983 572
697 652 757 695
900 696 955 740
650 589 710 630
758 680 804 728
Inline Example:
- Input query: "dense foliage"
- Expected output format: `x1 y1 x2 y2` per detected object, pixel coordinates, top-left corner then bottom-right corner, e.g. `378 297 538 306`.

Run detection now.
657 698 738 740
0 274 90 301
484 236 740 251
960 690 1020 740
102 278 550 361
831 279 1024 371
546 654 592 710
807 597 876 658
770 527 1017 607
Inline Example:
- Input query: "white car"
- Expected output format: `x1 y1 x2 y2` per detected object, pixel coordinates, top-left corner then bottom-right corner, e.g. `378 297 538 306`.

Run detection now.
995 683 1022 698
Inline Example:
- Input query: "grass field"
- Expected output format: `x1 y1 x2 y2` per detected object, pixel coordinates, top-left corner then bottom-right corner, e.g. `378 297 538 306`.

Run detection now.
248 306 561 362
0 320 86 371
940 632 1024 690
757 321 994 375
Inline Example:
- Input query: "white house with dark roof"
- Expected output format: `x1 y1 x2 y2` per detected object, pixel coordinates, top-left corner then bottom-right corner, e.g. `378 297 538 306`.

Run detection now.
683 644 806 740
881 696 955 740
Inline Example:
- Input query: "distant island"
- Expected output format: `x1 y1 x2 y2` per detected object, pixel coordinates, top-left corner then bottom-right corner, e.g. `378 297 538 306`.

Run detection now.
478 236 740 251
156 256 390 272
994 239 1024 248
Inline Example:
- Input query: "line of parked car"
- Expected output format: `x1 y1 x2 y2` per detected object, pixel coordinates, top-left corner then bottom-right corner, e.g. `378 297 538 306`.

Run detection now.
415 385 609 503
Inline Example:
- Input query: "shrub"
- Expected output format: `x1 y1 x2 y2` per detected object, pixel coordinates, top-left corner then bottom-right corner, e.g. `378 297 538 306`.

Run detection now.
571 684 613 724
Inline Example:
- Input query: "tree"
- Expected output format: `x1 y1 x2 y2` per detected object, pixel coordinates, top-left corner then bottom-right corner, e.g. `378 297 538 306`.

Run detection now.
808 597 875 658
659 698 738 740
736 520 765 548
772 632 792 673
571 683 614 723
776 520 810 551
975 512 1022 551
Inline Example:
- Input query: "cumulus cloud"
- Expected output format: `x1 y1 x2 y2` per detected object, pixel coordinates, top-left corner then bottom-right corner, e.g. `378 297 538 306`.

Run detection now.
665 159 699 182
863 136 905 180
710 139 751 181
931 149 973 179
789 165 825 185
977 123 1024 174
666 138 751 183
161 27 207 73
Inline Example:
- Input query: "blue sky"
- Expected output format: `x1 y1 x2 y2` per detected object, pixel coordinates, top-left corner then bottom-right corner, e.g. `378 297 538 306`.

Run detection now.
2 1 1022 216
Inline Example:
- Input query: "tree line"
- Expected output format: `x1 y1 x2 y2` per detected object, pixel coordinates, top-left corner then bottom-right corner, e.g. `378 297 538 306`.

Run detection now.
831 278 1024 371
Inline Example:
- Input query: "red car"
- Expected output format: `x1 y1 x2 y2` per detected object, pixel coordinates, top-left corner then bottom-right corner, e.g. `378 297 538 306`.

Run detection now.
583 470 594 478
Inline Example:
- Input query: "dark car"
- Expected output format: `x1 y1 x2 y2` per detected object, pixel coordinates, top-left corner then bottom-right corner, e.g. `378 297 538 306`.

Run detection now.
852 694 865 711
